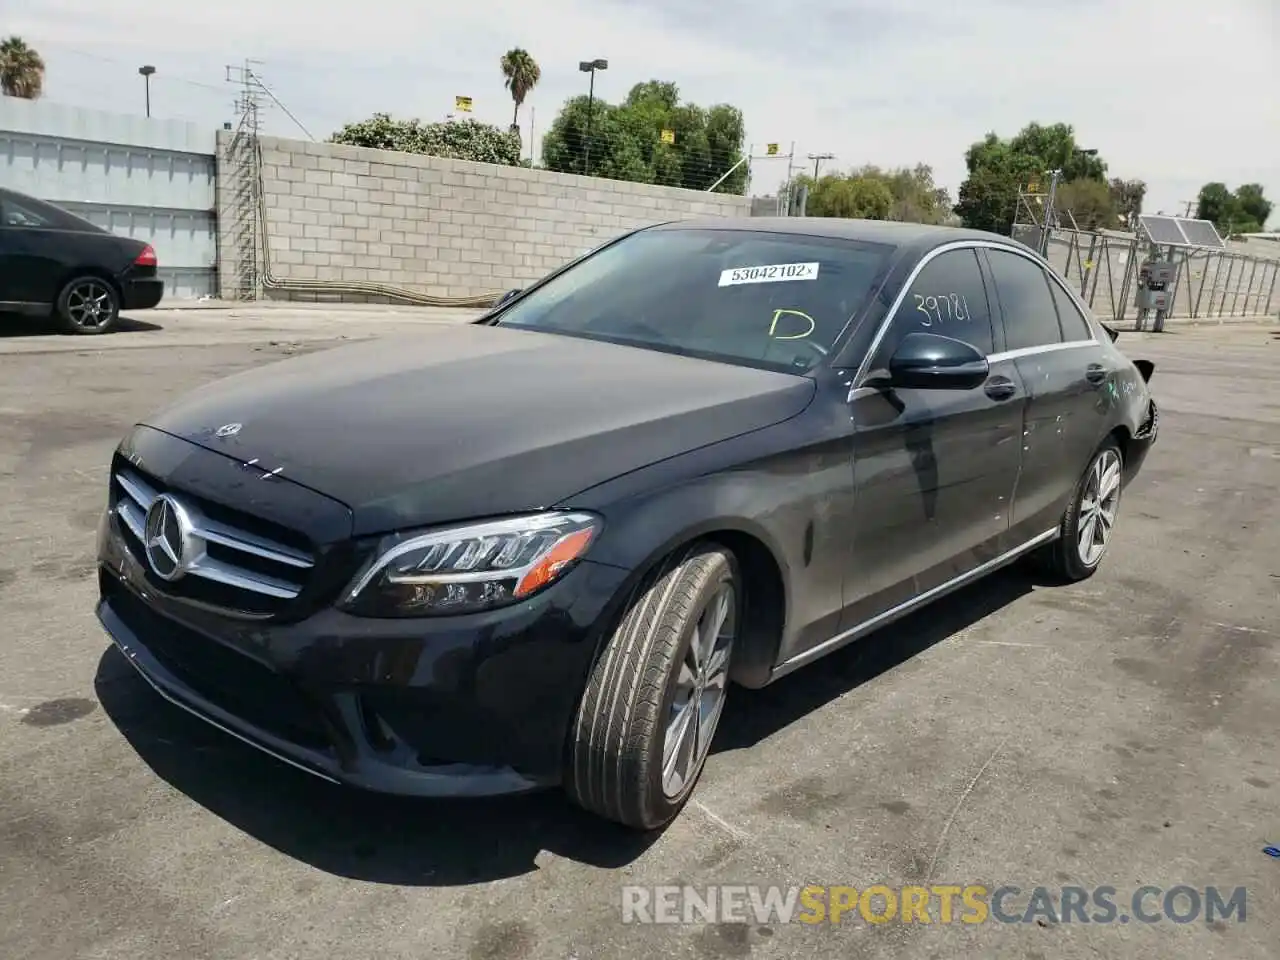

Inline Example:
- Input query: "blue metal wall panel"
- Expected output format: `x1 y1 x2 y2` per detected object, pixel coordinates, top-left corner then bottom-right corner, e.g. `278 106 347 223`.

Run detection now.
0 97 217 299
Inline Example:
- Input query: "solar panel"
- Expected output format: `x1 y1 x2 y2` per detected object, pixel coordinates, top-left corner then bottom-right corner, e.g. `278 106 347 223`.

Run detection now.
1176 218 1225 249
1137 214 1227 250
1139 215 1187 245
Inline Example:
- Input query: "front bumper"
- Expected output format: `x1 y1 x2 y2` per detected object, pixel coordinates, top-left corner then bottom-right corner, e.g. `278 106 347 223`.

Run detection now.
97 512 630 797
121 277 164 310
1124 396 1159 484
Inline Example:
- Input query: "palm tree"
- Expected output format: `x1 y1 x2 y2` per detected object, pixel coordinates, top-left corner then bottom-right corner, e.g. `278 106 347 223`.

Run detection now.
500 48 540 133
0 37 46 100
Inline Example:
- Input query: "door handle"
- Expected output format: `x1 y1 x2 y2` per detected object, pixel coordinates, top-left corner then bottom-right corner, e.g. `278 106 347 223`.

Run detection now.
1085 363 1107 385
984 377 1017 401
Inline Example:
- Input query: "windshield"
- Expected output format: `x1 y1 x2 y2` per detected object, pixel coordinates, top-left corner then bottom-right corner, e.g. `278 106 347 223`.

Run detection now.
492 227 895 373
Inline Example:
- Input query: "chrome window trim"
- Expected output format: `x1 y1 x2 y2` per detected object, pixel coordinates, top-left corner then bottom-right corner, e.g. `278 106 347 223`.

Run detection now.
848 239 1100 400
986 340 1097 364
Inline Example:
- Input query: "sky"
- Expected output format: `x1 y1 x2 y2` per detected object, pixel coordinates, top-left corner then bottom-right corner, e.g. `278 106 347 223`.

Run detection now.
7 0 1279 224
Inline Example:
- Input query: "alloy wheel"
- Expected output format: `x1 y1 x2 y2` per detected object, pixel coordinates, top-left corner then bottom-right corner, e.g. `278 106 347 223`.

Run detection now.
66 281 114 330
661 580 736 799
1077 448 1122 567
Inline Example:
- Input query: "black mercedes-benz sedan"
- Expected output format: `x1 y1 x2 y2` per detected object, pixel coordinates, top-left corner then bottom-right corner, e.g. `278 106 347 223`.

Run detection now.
96 218 1158 830
0 186 165 334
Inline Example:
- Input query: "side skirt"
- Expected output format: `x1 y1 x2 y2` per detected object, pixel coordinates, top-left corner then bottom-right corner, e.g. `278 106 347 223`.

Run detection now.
769 526 1060 681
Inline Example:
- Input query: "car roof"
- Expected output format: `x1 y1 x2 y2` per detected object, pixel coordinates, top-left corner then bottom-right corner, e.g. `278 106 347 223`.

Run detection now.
649 216 1029 256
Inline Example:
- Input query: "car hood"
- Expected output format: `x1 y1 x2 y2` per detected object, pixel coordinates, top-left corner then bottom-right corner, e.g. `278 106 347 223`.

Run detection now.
142 324 816 535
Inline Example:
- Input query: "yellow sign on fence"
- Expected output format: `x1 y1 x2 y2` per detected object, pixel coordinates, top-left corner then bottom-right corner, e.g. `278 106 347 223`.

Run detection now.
660 129 675 145
454 95 473 113
766 143 779 156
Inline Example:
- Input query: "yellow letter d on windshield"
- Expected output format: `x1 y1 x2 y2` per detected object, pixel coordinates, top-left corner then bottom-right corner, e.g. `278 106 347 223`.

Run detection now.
769 309 816 340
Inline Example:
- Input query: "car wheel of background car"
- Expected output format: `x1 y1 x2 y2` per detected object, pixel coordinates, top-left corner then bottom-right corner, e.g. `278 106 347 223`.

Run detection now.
57 276 120 335
565 542 739 830
1034 438 1124 582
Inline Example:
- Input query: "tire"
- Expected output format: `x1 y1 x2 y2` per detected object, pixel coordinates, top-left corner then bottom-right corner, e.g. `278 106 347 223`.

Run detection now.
566 542 739 831
57 276 119 335
1033 438 1124 582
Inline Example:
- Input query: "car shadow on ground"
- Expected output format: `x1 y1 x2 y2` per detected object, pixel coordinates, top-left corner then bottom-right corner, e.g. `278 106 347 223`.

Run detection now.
93 565 1041 887
713 564 1041 753
0 313 163 337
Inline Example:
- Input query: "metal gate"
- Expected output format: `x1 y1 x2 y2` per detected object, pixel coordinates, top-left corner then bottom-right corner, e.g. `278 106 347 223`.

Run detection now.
1040 228 1279 325
0 97 217 299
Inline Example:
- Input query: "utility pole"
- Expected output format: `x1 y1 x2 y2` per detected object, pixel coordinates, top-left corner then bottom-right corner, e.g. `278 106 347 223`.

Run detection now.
1180 200 1196 218
807 152 834 179
1040 169 1062 256
224 61 267 300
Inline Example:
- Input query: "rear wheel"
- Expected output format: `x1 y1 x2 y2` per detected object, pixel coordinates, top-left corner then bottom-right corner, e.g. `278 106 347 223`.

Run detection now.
57 276 119 334
565 543 738 830
1034 438 1124 581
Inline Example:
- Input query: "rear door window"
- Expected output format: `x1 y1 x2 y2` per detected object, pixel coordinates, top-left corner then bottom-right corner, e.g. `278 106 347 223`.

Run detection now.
1047 276 1095 342
986 250 1064 351
1 197 50 227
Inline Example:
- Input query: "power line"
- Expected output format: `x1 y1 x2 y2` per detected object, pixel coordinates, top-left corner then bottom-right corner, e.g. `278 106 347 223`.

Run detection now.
38 42 229 95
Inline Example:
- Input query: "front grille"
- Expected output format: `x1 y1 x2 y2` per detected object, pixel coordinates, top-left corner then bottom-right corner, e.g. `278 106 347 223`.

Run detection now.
106 579 333 750
112 467 315 616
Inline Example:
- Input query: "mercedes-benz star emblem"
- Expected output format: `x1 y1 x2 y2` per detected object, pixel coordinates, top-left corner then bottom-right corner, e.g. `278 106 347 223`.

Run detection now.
214 422 242 438
143 494 193 581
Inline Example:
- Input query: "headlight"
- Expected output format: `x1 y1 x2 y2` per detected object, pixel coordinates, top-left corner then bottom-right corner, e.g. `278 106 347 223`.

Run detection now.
339 512 600 617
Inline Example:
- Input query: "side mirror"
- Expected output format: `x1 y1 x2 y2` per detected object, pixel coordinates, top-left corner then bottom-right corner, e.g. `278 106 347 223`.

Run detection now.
886 332 989 390
495 288 522 307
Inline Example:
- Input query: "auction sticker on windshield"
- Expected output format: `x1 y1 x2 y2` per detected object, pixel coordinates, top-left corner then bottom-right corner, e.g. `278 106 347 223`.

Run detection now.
718 262 820 287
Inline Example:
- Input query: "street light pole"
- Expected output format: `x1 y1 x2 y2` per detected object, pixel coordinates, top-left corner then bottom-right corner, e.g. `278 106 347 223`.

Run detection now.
578 58 608 175
138 65 156 118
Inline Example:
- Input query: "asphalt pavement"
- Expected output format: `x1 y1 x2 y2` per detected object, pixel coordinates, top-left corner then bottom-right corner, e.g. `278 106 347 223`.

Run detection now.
1 306 1277 959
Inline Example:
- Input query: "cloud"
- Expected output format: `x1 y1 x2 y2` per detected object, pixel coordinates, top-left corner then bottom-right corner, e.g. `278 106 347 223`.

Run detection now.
9 0 1279 220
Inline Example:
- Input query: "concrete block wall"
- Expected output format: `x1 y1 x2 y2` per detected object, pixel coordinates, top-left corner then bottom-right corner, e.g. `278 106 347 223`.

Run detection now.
217 132 752 302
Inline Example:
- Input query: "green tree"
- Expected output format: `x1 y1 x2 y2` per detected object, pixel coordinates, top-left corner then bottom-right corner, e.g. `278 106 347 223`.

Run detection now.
540 80 747 194
1196 182 1270 235
1233 183 1272 231
499 48 540 133
0 36 45 99
855 164 952 223
795 164 951 223
1108 178 1147 231
955 123 1110 233
1054 179 1119 230
330 113 521 165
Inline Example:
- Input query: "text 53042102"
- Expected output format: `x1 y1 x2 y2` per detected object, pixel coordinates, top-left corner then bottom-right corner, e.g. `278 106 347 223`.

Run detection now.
718 262 820 287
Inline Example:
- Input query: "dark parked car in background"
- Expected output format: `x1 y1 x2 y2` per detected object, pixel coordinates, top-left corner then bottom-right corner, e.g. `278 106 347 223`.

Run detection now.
95 218 1158 830
0 186 163 334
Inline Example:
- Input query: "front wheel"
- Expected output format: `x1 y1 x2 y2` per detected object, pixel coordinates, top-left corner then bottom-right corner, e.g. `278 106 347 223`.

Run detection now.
1035 439 1124 581
57 276 119 334
565 543 738 830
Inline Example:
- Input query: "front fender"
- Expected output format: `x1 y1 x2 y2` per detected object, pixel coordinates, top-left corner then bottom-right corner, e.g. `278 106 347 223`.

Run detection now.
560 392 859 686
